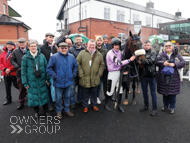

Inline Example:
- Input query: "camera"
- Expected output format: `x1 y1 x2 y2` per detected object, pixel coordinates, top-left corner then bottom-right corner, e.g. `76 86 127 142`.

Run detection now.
35 69 41 78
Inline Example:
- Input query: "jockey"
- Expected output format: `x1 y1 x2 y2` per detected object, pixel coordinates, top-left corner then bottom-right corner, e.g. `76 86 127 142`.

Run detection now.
105 38 136 112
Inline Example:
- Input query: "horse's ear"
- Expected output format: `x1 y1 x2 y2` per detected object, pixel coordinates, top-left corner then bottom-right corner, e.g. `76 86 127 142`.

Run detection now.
138 29 141 36
129 31 134 39
128 37 131 47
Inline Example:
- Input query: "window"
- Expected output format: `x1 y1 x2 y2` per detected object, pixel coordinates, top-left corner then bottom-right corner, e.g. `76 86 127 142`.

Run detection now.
117 10 125 22
104 7 110 20
146 17 151 27
3 4 6 14
133 14 139 23
157 19 162 28
85 6 87 19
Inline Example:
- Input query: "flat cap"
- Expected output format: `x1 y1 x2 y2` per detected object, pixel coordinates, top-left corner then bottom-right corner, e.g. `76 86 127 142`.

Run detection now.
6 41 15 46
18 38 26 42
59 42 68 47
45 33 54 37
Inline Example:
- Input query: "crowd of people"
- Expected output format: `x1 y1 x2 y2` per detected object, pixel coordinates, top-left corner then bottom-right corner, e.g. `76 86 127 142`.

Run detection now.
0 32 186 119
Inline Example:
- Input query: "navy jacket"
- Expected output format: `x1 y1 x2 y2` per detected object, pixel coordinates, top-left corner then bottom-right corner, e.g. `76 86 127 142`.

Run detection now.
68 44 85 58
46 51 78 88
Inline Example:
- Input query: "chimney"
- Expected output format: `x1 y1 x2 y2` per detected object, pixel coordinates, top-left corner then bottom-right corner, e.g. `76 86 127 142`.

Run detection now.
175 9 181 17
146 0 154 9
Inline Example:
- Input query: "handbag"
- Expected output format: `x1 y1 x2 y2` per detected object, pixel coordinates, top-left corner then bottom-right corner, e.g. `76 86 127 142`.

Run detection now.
161 66 174 76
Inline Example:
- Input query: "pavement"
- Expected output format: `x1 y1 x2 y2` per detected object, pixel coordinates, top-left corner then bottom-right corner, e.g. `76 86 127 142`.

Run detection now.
0 80 190 143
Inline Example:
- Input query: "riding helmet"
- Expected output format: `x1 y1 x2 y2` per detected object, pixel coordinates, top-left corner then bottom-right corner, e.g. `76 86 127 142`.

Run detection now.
111 38 121 47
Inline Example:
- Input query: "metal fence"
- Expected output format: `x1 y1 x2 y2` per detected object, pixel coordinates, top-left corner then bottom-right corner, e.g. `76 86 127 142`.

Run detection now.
181 56 190 81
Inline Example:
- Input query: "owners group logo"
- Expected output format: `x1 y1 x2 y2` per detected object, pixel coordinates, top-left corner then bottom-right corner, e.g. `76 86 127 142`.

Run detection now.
10 116 60 134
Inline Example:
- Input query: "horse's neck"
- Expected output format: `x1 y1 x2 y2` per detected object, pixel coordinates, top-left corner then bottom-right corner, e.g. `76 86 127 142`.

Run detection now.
124 43 132 59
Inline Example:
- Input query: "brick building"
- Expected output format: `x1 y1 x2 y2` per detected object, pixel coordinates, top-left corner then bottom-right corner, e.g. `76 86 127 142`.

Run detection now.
56 0 184 43
0 0 31 47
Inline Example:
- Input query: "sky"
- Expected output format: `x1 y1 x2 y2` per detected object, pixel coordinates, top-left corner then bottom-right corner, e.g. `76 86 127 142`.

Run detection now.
8 0 189 44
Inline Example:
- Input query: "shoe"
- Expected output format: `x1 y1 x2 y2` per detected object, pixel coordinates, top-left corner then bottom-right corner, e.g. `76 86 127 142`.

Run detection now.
56 113 62 120
88 99 91 104
150 110 157 116
92 106 99 112
162 106 168 112
118 105 124 113
123 99 129 105
45 112 50 116
140 106 148 112
48 105 54 111
169 109 175 114
3 100 12 105
97 97 101 104
64 111 74 117
35 113 39 118
104 103 111 111
70 104 76 109
83 107 88 113
17 104 24 110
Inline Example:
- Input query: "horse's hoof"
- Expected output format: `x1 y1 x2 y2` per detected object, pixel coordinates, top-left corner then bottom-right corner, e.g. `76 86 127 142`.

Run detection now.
131 101 136 105
123 99 129 105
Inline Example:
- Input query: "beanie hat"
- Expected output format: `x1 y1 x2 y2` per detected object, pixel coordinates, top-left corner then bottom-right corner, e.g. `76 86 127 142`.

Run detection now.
102 34 109 39
95 36 103 42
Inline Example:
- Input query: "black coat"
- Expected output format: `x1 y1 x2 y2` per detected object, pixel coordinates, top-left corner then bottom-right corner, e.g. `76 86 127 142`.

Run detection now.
10 47 27 78
40 42 57 62
139 48 157 78
103 43 112 51
56 37 66 47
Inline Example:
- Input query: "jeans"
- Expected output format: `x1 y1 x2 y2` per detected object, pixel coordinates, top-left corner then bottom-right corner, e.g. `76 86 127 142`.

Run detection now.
82 87 98 108
163 95 176 109
4 76 18 101
55 85 71 113
70 76 82 105
141 77 157 110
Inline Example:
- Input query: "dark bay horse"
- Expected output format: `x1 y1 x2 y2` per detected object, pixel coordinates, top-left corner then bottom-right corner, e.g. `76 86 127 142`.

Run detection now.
120 30 146 105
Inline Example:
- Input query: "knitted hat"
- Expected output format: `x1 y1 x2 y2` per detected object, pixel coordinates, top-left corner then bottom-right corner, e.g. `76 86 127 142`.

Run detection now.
6 41 15 46
102 34 109 39
95 36 103 42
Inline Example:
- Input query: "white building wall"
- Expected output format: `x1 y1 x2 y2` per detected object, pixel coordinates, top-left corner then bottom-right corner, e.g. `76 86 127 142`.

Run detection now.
65 0 177 28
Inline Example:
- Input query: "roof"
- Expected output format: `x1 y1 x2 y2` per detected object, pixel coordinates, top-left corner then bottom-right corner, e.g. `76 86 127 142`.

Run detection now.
0 14 31 30
8 5 21 17
97 0 185 20
57 0 67 20
57 0 185 21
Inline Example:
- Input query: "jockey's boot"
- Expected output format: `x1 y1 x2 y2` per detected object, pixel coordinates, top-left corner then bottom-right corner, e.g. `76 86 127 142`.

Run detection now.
136 86 140 94
118 94 124 113
104 94 111 111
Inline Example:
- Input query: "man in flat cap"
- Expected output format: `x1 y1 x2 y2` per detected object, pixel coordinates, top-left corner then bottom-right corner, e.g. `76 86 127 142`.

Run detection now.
102 34 112 51
0 41 18 105
40 33 57 111
10 38 27 109
180 44 190 56
46 42 78 120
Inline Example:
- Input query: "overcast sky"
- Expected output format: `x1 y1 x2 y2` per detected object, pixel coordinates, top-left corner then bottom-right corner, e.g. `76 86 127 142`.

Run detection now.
8 0 189 44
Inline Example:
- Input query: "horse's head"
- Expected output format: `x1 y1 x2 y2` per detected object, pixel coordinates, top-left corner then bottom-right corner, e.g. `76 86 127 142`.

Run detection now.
126 30 146 64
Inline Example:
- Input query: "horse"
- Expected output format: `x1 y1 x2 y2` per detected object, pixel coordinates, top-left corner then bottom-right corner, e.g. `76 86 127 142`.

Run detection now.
120 30 146 105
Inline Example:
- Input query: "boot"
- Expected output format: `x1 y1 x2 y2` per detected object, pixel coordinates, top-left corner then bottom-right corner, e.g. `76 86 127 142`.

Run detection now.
136 86 140 94
118 94 124 113
104 95 111 111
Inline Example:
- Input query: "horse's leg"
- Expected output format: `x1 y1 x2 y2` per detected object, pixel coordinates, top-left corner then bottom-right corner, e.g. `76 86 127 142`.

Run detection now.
123 83 129 105
136 78 140 94
128 78 131 93
131 78 136 105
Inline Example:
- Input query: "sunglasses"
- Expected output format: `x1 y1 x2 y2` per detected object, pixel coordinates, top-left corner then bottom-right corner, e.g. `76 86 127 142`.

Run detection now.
60 47 68 49
165 45 171 47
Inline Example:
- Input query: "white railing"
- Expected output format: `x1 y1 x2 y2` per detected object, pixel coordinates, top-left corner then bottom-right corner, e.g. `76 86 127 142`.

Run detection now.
181 56 190 81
